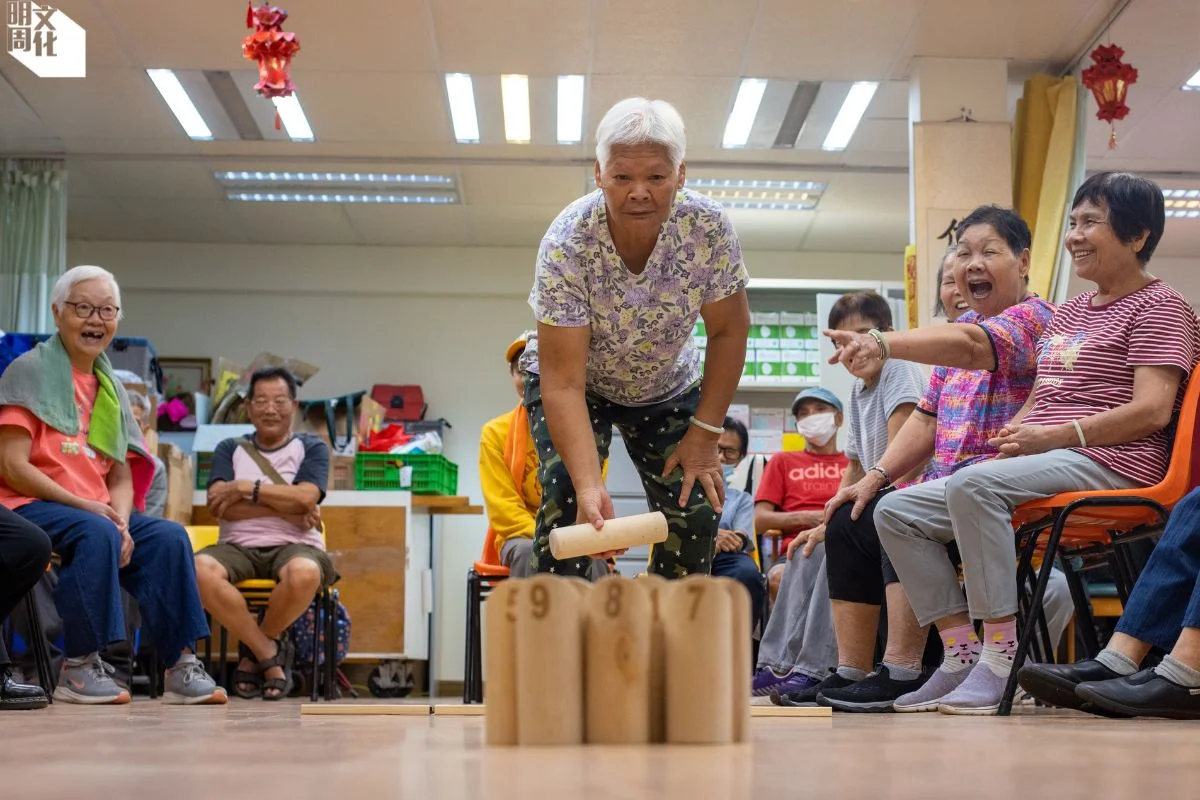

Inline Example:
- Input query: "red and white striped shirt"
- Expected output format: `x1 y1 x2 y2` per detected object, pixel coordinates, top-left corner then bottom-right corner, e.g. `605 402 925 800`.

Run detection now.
1023 280 1199 486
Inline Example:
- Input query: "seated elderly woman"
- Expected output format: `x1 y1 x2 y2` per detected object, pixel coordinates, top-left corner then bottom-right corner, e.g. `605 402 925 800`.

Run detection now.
0 265 221 705
518 97 750 578
799 241 1072 712
828 172 1200 715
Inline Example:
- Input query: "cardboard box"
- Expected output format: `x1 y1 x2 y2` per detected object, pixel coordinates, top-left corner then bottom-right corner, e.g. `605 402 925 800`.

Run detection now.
693 320 707 337
748 429 783 454
755 353 783 381
779 311 807 326
159 443 194 526
727 404 750 428
742 349 756 378
751 311 780 326
330 454 356 491
750 324 779 341
750 407 788 431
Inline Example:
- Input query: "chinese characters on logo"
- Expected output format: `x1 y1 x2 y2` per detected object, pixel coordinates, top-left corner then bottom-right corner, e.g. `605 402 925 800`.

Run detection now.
6 0 58 58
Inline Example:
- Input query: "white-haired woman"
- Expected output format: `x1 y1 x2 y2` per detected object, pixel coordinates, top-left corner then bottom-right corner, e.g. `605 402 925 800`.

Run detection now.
518 97 750 578
0 265 223 705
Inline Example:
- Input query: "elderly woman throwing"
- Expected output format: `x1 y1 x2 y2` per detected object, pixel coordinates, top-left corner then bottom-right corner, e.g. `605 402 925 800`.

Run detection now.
518 98 750 578
827 173 1200 715
0 266 221 705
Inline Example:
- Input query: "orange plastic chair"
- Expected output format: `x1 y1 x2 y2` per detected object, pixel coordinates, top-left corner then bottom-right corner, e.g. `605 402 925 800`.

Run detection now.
1000 368 1200 715
463 531 512 703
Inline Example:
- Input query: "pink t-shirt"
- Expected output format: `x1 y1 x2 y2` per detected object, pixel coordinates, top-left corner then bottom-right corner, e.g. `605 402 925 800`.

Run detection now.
1023 280 1200 486
0 370 114 510
207 433 330 549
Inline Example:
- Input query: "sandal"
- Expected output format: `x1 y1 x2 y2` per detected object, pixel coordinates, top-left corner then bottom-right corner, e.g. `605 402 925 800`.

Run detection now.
259 638 294 701
232 644 262 699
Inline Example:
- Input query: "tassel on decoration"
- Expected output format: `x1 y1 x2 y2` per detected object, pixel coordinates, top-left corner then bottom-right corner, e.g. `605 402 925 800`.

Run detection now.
246 1 253 29
275 110 282 131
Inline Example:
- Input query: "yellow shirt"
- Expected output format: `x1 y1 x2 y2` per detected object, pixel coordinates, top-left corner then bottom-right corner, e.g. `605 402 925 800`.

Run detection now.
479 411 541 555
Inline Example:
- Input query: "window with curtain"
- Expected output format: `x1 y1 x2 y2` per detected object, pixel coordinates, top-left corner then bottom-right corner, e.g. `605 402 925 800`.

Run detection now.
0 157 67 334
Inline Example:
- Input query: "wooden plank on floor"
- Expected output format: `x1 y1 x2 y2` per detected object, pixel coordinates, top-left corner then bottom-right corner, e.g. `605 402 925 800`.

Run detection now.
432 704 487 716
300 704 432 716
750 705 832 718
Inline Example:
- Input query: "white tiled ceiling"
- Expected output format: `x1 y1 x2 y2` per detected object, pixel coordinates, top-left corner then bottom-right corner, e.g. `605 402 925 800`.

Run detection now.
0 0 1196 255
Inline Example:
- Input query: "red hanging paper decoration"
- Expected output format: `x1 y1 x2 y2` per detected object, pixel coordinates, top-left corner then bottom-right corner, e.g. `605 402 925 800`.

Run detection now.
1080 44 1138 150
242 2 301 131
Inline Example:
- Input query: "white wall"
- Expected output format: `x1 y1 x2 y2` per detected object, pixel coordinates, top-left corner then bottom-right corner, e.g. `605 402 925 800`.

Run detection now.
66 239 901 682
1065 257 1200 305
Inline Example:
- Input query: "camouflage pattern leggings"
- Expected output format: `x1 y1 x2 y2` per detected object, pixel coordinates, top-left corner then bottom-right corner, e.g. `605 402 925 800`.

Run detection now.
523 373 719 579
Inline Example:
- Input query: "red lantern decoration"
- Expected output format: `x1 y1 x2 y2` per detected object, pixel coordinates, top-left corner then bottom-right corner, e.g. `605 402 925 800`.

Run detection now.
1080 44 1138 150
242 2 300 131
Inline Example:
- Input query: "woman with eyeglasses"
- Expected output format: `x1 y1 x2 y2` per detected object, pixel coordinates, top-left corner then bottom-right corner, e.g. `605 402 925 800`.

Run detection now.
0 265 221 706
826 173 1200 715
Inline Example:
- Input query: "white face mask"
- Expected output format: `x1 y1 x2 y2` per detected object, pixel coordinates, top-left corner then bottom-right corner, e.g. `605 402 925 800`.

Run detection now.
796 412 837 447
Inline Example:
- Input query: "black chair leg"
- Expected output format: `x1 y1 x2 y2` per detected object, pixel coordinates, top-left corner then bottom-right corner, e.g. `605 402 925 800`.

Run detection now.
310 593 321 702
325 589 338 701
1001 514 1069 716
1061 557 1101 659
23 592 54 701
463 571 479 704
218 625 229 689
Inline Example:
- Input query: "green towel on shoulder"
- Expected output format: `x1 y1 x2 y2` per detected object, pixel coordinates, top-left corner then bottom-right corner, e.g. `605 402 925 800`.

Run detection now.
0 333 145 463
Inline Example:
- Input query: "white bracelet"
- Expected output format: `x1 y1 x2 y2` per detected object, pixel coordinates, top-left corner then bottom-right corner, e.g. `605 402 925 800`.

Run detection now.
689 416 724 435
1071 419 1087 448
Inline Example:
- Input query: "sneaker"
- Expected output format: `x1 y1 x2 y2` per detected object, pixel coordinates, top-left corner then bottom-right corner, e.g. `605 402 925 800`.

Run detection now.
162 656 228 705
819 666 928 712
774 671 855 706
893 665 973 712
751 667 791 697
53 654 131 705
937 663 1007 716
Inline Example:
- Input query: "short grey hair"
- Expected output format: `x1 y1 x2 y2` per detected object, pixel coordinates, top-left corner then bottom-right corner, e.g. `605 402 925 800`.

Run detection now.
595 97 687 171
51 265 123 320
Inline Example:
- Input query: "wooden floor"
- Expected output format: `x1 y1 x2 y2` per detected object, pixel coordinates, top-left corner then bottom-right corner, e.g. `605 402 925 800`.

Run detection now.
4 698 1200 798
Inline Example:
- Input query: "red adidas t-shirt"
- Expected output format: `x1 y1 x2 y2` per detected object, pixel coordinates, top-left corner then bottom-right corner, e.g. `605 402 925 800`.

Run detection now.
754 450 848 549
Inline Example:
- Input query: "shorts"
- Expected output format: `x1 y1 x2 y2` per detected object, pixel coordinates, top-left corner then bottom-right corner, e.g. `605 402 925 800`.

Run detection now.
199 542 337 588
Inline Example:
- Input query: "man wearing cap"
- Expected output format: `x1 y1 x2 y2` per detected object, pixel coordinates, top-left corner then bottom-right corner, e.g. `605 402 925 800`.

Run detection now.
479 333 607 578
750 386 848 698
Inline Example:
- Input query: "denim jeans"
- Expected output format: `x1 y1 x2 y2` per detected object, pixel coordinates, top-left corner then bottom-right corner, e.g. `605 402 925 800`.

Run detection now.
1115 487 1200 651
15 501 209 666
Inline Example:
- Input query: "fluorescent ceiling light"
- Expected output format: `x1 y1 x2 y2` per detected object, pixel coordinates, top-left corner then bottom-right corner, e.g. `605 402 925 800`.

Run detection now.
1165 209 1200 218
822 81 879 151
146 68 212 140
445 73 480 143
722 78 768 148
227 191 458 204
1183 68 1200 91
215 171 455 187
1162 189 1200 199
272 94 315 141
720 200 816 211
557 74 585 144
689 178 826 192
500 74 532 144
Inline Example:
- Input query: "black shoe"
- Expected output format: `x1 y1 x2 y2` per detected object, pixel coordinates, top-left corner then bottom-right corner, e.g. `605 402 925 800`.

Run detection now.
0 667 49 710
1016 659 1124 711
1076 667 1200 720
818 665 927 712
773 671 854 706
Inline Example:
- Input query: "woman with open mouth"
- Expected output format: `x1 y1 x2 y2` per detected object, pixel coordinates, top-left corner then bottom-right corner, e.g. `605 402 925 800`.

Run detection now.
825 173 1200 715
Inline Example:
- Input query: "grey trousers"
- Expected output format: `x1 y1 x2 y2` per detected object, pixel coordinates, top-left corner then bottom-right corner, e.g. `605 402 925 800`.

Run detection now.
756 543 836 680
876 451 1137 627
500 537 609 581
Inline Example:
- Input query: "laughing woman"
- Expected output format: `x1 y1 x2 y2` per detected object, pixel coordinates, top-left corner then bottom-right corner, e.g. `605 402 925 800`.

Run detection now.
828 173 1200 715
0 266 221 705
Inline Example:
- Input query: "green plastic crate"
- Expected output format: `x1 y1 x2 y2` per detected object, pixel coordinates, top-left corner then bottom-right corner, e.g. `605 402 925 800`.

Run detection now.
195 452 213 490
355 453 458 495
